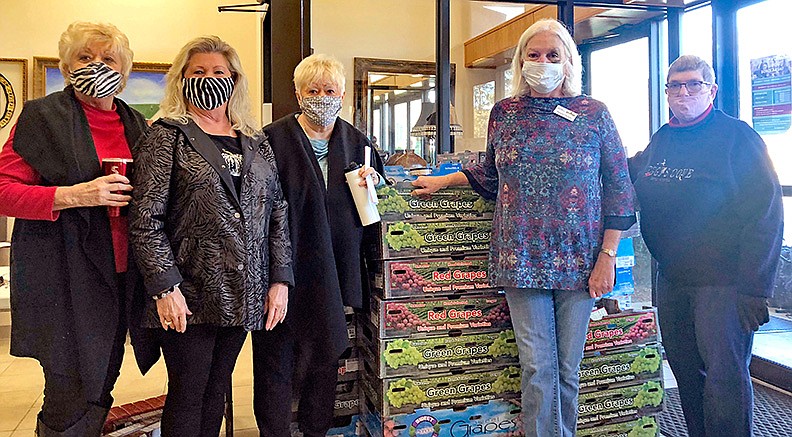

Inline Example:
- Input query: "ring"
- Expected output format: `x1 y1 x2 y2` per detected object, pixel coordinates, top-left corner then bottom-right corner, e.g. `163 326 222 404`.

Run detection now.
165 320 173 325
281 309 286 313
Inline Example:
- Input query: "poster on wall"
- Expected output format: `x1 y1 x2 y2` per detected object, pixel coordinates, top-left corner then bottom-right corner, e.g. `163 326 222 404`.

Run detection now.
0 58 28 150
750 54 791 135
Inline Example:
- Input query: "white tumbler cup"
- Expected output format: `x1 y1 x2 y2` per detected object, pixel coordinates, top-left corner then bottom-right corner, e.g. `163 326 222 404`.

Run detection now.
344 162 381 226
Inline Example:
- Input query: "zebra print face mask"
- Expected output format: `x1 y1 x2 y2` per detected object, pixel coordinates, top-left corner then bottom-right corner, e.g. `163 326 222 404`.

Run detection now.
69 62 122 98
183 76 235 111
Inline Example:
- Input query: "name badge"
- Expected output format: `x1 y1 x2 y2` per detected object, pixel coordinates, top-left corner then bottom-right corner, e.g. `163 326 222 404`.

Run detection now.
553 105 578 122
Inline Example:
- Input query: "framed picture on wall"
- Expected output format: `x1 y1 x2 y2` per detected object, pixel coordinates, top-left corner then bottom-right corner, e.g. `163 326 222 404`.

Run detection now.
33 56 171 119
0 58 28 131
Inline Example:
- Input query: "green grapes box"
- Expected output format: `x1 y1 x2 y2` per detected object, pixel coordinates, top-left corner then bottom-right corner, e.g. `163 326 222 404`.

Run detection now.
577 381 665 429
290 378 359 418
360 359 521 417
585 309 658 355
369 220 492 260
576 415 660 437
376 182 494 222
579 345 663 393
360 396 523 437
368 293 511 339
359 319 519 378
369 255 496 299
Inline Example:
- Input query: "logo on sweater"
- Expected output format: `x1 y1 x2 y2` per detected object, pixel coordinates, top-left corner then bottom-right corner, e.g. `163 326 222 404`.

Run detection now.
644 160 694 182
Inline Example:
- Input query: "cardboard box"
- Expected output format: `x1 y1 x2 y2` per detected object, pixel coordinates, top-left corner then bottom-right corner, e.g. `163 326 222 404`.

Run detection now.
576 415 660 437
368 293 511 339
368 220 492 260
292 379 360 418
360 395 523 437
375 182 494 222
369 255 496 299
338 346 360 382
359 319 519 379
579 345 662 393
360 359 521 417
577 381 664 429
585 309 658 355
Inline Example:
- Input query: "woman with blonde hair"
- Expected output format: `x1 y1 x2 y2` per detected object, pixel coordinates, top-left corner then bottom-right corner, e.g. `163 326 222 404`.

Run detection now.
252 53 383 437
129 35 293 436
0 22 147 436
411 19 636 436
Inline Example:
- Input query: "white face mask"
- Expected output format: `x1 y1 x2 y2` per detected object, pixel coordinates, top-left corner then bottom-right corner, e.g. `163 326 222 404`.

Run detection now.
521 61 565 95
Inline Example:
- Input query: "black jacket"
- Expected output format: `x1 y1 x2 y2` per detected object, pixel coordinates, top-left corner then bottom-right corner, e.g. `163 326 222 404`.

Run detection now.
264 114 384 360
130 119 293 331
9 87 148 399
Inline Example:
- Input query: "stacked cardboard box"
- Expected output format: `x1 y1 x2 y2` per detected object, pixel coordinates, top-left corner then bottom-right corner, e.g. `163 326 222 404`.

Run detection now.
359 182 524 436
576 309 664 436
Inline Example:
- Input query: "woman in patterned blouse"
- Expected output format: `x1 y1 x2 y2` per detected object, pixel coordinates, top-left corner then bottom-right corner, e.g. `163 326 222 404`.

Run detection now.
412 18 636 437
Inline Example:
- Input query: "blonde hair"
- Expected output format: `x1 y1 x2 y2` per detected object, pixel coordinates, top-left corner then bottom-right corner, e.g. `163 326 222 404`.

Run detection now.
159 36 257 137
510 18 582 98
293 54 346 93
58 22 134 92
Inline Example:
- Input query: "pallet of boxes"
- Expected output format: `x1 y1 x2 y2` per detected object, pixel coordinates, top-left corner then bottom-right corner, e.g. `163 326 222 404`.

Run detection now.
358 176 524 436
576 304 665 437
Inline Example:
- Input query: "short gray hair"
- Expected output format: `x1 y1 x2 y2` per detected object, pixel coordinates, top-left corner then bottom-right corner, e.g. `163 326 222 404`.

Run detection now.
667 55 716 84
510 18 582 98
293 54 346 93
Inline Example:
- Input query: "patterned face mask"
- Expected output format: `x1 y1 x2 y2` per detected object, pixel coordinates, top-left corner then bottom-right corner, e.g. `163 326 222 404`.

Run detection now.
183 76 235 111
69 62 122 98
299 95 343 127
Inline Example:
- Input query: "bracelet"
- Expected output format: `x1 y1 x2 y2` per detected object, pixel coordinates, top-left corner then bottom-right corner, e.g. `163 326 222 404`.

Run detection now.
152 287 174 300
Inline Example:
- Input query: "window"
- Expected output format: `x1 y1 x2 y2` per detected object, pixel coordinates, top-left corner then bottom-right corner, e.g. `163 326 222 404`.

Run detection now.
590 38 651 156
394 102 408 151
473 81 495 139
503 68 514 97
681 5 713 65
372 108 381 146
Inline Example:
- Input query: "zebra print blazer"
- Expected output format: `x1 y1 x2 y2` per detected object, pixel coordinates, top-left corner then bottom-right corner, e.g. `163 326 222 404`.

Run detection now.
130 118 293 331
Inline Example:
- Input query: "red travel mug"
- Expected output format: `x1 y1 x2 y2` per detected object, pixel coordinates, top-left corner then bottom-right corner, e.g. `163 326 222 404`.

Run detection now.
101 158 133 217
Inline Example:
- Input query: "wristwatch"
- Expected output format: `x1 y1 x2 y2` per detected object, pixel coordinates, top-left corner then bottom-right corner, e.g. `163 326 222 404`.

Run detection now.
152 286 175 300
600 248 617 258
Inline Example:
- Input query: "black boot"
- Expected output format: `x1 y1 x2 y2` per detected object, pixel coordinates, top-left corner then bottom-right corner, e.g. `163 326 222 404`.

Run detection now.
36 405 110 437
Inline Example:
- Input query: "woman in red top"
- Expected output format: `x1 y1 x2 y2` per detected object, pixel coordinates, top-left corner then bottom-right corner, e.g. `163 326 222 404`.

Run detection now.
0 22 147 437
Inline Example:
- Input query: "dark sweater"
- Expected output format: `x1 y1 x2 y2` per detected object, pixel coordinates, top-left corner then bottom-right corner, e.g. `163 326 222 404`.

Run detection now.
630 109 783 297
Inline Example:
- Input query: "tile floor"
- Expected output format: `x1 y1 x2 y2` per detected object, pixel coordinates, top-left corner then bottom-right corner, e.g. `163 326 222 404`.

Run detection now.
0 335 260 436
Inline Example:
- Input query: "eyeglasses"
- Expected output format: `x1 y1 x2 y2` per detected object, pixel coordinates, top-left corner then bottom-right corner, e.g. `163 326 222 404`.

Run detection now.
665 80 712 95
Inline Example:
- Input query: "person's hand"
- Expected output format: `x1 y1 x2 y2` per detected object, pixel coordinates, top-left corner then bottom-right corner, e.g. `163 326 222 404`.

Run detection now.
265 282 289 330
411 175 447 197
588 253 616 298
156 286 192 333
357 166 379 187
54 174 133 210
736 294 770 332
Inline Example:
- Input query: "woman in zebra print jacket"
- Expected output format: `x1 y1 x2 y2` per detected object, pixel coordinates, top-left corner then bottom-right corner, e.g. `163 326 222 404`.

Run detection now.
129 36 293 436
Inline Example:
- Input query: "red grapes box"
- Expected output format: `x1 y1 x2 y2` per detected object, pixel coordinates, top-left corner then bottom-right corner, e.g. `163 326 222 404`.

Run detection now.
576 415 660 437
360 396 523 437
368 293 511 339
368 220 492 260
585 309 658 355
369 255 497 299
360 359 521 417
376 182 494 222
579 344 662 393
359 319 519 378
577 381 665 429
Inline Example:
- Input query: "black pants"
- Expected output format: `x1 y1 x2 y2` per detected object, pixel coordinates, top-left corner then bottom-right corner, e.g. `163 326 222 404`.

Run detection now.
39 274 128 435
160 324 247 437
252 323 339 437
40 313 126 433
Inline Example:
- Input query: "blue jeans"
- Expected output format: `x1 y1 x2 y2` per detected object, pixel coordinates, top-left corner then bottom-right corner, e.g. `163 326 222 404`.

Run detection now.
504 288 594 437
657 274 755 437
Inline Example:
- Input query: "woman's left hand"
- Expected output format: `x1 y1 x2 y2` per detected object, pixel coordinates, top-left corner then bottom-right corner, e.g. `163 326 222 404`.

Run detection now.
265 282 289 330
357 166 379 187
588 253 616 298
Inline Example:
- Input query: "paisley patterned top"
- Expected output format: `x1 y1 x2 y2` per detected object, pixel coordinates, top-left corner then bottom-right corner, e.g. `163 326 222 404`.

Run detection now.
463 95 636 291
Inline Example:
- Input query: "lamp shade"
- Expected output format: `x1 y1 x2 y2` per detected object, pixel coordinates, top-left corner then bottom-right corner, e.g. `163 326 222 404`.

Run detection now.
410 104 463 137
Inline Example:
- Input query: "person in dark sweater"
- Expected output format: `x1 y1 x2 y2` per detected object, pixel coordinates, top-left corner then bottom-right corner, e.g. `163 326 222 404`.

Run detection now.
630 55 784 437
